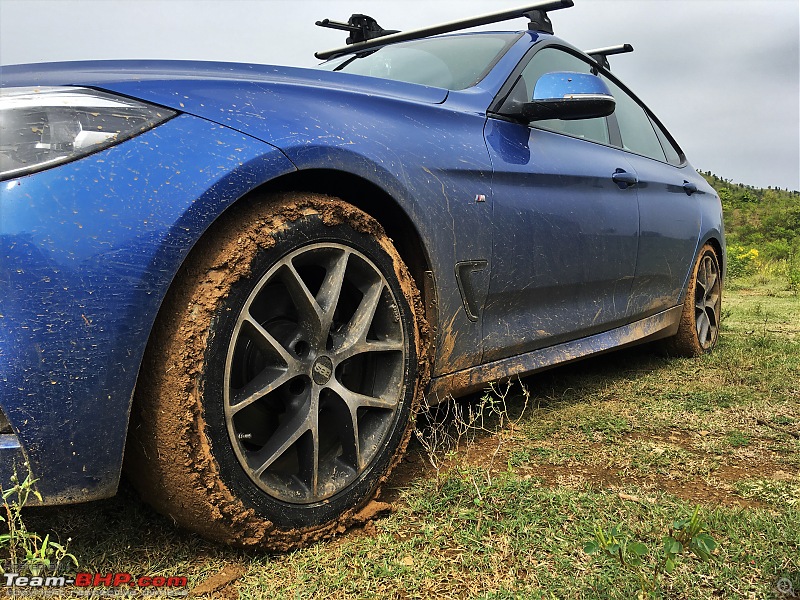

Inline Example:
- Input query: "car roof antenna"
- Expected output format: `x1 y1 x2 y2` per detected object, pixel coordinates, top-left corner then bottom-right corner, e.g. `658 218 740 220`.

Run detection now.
586 44 634 70
315 14 399 46
315 0 574 60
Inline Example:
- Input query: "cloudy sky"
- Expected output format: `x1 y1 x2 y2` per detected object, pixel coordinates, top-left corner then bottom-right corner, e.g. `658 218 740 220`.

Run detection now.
1 0 798 190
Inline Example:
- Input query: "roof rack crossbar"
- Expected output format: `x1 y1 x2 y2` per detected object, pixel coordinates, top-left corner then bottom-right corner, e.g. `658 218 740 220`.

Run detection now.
315 0 574 60
586 44 634 70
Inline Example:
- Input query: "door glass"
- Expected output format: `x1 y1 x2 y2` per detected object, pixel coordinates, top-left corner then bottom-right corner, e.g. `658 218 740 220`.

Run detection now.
601 76 666 161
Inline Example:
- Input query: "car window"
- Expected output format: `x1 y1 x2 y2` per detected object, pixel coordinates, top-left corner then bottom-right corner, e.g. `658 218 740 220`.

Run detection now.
317 34 518 91
601 76 667 162
650 115 683 166
500 46 610 145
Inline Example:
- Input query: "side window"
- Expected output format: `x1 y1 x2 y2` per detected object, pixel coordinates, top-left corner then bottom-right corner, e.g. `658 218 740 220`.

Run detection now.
650 116 683 166
501 47 610 145
601 76 666 162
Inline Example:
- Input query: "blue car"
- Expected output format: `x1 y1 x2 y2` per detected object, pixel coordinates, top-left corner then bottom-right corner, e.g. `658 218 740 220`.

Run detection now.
0 2 724 548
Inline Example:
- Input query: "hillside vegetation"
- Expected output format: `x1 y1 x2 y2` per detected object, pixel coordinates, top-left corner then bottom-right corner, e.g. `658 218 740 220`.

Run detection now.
701 171 800 288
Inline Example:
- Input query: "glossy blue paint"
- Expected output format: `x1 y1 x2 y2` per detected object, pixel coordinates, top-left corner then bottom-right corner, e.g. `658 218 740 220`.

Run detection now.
0 115 295 502
0 28 724 505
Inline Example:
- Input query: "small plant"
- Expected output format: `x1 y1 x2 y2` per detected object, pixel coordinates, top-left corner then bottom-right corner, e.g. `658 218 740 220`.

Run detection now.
1 466 78 576
584 506 717 598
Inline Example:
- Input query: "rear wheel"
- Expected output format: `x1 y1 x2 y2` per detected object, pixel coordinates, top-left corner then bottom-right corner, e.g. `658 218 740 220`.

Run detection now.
126 193 428 548
664 243 722 356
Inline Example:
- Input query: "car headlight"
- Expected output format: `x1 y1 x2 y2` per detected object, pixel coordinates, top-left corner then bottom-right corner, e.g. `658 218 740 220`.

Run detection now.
0 86 176 181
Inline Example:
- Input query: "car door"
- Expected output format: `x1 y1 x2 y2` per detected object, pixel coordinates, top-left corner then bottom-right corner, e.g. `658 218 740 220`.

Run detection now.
599 75 702 319
482 46 640 364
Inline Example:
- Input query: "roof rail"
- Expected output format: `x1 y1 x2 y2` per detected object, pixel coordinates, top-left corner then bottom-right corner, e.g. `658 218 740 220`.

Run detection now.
315 0 574 60
585 44 634 70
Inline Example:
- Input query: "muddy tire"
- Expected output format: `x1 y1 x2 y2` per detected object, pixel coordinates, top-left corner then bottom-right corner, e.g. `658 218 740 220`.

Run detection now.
125 193 428 549
663 243 722 357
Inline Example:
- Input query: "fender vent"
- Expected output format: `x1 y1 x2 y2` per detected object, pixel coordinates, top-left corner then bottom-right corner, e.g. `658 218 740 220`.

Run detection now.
0 407 12 434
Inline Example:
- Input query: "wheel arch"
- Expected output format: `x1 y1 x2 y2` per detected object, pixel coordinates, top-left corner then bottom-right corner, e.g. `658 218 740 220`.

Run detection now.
255 168 436 314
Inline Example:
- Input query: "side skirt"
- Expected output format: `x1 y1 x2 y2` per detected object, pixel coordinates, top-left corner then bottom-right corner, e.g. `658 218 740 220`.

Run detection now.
428 305 682 401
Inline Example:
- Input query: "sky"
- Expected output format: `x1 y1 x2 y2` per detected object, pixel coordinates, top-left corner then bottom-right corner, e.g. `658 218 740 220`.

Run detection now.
1 0 798 191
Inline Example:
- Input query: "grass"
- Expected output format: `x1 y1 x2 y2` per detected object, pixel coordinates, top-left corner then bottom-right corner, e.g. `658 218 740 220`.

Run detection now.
5 280 799 599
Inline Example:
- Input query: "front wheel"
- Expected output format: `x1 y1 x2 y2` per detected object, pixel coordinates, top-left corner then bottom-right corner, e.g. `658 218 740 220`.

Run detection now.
664 243 722 357
126 193 428 548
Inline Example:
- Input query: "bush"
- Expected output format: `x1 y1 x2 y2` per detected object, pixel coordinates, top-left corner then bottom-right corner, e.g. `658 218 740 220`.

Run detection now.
726 245 759 279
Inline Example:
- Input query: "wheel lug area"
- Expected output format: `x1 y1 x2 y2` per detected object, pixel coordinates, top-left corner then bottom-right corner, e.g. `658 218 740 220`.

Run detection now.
294 339 310 358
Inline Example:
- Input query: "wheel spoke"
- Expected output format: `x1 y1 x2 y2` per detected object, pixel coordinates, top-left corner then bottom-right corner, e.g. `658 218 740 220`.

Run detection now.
282 263 323 332
242 315 297 367
251 402 313 477
705 291 720 313
327 380 400 470
337 281 384 355
331 379 400 411
337 338 404 362
705 267 718 294
316 250 349 334
696 310 710 344
229 367 295 415
295 401 320 496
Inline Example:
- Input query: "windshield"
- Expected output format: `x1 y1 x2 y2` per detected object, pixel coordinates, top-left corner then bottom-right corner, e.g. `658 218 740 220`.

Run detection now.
317 33 519 91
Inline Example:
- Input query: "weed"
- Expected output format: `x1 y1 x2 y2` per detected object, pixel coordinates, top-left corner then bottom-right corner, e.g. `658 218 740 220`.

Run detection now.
0 467 78 576
413 378 530 478
725 430 750 448
585 506 718 598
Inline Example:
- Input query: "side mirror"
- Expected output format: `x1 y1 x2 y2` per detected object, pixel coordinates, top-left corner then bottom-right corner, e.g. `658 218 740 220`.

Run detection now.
522 71 615 122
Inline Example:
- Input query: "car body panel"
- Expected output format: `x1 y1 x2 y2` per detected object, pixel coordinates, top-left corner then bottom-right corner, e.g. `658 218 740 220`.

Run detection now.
623 153 707 317
482 118 640 362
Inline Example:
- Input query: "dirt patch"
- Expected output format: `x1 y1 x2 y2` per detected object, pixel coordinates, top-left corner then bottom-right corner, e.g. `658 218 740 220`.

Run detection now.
404 420 789 510
125 192 431 550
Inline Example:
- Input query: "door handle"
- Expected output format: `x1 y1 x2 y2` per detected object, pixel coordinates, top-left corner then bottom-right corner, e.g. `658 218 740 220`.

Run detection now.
682 180 698 196
612 169 638 189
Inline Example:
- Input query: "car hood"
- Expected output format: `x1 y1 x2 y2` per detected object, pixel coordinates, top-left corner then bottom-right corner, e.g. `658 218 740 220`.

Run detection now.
0 60 449 144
